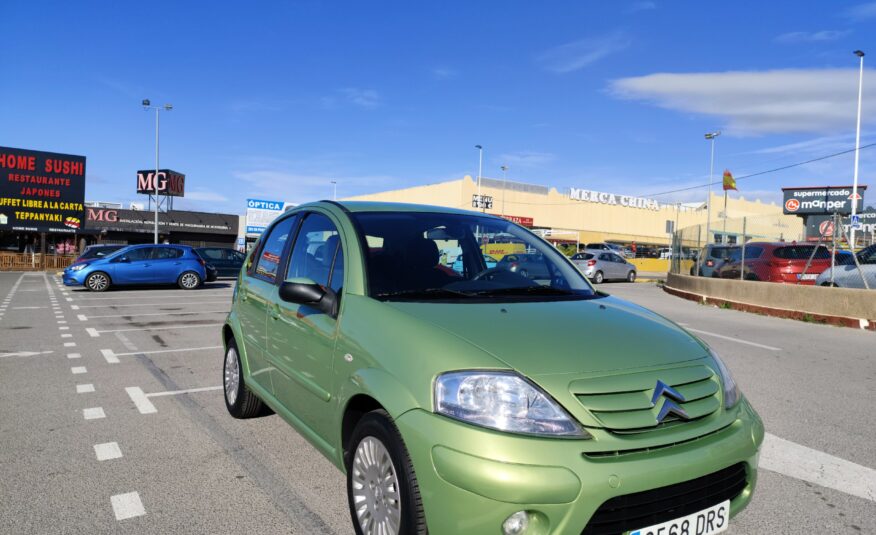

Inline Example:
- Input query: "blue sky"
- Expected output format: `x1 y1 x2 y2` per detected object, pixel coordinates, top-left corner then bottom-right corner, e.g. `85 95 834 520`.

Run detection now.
2 1 876 214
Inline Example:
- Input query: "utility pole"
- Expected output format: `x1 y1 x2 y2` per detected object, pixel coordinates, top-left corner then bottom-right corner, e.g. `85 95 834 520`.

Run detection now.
851 50 865 248
142 99 173 244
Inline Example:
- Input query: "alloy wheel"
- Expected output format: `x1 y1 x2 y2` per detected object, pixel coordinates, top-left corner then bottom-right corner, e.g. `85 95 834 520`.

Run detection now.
87 273 108 291
181 272 199 289
224 347 240 405
351 436 402 535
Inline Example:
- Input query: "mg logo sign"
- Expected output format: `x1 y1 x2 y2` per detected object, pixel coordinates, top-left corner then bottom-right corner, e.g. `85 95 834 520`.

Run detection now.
86 208 118 222
136 169 186 197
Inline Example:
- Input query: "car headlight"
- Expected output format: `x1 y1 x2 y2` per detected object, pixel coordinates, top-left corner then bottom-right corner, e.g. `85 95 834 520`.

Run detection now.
69 264 87 271
434 371 590 438
709 348 740 408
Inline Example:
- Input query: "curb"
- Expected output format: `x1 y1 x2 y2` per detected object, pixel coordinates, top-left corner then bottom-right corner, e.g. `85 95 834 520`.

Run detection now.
663 285 874 331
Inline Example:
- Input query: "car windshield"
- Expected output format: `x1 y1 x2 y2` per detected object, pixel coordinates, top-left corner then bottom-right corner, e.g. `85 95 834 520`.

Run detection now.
352 212 597 302
80 245 124 259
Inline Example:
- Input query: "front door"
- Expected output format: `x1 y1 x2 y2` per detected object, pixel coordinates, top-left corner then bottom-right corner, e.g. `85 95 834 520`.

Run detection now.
112 246 155 284
267 212 344 442
237 215 299 395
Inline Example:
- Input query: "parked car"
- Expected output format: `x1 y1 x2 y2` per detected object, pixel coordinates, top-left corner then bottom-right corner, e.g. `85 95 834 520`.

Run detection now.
495 252 552 280
450 253 497 274
75 244 126 263
571 250 636 283
584 242 628 257
195 247 246 277
658 247 672 259
717 242 834 285
223 201 762 535
691 245 738 277
816 244 876 289
62 244 208 291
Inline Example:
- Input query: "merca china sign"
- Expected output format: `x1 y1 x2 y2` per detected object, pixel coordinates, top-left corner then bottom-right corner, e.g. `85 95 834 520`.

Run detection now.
569 188 660 211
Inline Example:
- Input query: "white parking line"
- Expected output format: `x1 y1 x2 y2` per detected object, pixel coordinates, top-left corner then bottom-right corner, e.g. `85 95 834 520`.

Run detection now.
93 323 223 336
65 298 73 302
111 492 146 520
94 442 123 461
83 407 105 420
76 384 95 393
71 366 87 374
147 385 223 397
108 346 223 358
67 353 81 359
125 387 157 414
85 310 229 319
61 333 73 338
0 350 53 359
761 433 876 503
59 326 70 330
74 291 232 301
101 349 120 364
685 327 782 351
64 342 76 347
77 314 88 321
86 328 100 338
71 305 80 310
57 320 67 324
75 300 230 309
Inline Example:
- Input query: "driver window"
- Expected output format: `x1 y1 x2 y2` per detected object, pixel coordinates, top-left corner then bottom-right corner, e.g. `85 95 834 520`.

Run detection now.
286 213 342 288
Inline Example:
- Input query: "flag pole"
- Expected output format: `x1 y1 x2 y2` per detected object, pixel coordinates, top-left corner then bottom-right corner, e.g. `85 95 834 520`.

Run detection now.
723 191 728 235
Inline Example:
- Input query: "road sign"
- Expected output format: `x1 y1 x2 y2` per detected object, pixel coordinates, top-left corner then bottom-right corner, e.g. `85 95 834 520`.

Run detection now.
851 214 862 230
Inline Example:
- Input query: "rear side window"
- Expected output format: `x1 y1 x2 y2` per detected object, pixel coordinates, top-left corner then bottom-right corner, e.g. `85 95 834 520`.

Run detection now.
773 246 831 260
152 247 183 259
742 246 763 259
198 248 224 260
253 216 298 282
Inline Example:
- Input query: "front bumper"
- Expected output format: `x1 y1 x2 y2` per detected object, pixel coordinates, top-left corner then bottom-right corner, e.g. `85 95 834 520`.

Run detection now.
395 399 763 535
62 269 87 287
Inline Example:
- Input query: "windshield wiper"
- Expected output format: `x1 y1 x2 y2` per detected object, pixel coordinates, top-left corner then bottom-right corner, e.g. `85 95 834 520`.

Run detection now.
375 288 473 300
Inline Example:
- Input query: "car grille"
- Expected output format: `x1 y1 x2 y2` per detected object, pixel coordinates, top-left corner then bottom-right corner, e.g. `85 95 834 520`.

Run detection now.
581 463 748 535
571 365 720 433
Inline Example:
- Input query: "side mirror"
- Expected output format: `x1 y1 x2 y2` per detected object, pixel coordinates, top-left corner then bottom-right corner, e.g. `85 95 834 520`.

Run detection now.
279 277 338 316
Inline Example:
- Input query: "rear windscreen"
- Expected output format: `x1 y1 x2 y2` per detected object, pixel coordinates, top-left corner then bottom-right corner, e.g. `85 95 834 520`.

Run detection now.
773 246 831 260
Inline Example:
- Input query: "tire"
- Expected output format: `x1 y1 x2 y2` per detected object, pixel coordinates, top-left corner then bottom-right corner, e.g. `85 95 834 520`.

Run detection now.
593 271 604 284
223 339 265 419
627 270 636 283
85 271 111 292
346 410 427 535
178 270 202 289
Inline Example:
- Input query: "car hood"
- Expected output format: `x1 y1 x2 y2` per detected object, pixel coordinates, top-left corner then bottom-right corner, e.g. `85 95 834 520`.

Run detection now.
384 295 707 376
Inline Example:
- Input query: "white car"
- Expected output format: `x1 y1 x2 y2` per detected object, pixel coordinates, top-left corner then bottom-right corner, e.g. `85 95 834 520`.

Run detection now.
815 244 876 289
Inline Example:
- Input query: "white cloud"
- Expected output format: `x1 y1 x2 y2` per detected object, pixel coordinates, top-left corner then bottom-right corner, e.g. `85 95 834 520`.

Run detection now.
774 30 851 43
610 68 876 135
538 32 631 73
498 151 556 167
432 67 458 80
340 88 380 108
844 2 876 20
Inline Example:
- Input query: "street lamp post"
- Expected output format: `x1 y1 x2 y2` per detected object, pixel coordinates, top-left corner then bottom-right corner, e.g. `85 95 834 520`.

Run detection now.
851 50 865 248
704 131 721 246
331 180 337 201
475 144 484 212
142 99 172 244
500 165 509 217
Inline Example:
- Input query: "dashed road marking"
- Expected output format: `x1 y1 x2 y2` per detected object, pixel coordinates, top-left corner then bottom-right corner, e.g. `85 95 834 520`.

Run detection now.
67 353 81 359
125 387 157 414
86 328 100 338
59 326 70 330
94 442 123 461
83 407 105 420
101 349 120 364
71 305 80 310
761 433 876 503
57 320 67 324
77 314 88 321
64 342 77 347
71 366 87 374
111 492 146 520
65 298 73 302
76 384 95 393
61 333 73 338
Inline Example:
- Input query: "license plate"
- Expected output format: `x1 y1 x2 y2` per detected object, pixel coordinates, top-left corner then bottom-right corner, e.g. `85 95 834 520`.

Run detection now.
630 500 729 535
797 273 817 280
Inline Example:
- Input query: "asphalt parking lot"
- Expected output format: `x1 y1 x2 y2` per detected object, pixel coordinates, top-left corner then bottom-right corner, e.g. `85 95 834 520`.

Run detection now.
0 272 873 534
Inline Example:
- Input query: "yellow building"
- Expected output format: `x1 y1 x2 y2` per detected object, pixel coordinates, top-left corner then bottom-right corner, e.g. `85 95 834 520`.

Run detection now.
347 176 802 251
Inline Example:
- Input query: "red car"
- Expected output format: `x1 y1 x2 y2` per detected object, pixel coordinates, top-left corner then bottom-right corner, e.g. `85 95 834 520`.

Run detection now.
716 242 836 285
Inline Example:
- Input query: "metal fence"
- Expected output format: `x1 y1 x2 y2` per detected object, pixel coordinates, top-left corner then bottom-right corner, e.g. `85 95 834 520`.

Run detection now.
0 253 78 271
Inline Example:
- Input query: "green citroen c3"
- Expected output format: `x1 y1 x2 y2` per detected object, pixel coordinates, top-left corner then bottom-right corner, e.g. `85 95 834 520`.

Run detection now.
222 201 763 535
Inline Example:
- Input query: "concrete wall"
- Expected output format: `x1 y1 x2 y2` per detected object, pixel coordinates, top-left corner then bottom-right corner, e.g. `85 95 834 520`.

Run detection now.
665 273 876 325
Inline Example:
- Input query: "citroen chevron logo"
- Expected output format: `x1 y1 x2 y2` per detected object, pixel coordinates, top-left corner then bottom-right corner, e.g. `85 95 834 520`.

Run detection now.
651 380 689 423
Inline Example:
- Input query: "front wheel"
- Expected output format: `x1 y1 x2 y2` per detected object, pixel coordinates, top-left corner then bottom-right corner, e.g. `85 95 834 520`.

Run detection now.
347 410 427 535
178 271 202 289
85 271 111 292
627 270 636 283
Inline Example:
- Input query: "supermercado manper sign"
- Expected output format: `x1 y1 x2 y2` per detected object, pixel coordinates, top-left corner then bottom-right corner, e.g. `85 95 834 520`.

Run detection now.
569 187 660 211
0 146 86 233
782 185 866 215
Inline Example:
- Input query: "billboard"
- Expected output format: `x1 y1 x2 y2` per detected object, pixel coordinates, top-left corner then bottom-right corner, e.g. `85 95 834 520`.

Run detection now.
136 169 186 197
0 146 86 233
781 185 866 215
246 198 288 235
86 208 238 236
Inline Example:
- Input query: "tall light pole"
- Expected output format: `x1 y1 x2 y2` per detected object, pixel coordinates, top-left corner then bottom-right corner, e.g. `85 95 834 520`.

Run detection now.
851 50 865 248
500 165 509 217
142 99 172 244
475 144 484 211
331 180 337 201
704 131 721 246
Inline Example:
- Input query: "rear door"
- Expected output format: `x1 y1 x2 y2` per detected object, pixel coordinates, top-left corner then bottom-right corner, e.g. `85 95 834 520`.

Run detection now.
237 215 300 395
149 246 185 283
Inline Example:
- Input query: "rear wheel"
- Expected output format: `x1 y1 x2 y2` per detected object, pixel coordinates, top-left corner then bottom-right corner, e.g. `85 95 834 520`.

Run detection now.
593 271 604 284
346 410 427 535
178 271 201 289
85 271 110 292
223 339 264 418
627 270 636 283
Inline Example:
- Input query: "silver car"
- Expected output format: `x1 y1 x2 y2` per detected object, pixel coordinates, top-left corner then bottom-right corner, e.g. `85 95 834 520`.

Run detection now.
815 244 876 289
571 250 636 283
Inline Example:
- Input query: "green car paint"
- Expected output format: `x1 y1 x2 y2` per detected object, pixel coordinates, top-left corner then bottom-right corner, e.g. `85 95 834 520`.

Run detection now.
224 201 763 535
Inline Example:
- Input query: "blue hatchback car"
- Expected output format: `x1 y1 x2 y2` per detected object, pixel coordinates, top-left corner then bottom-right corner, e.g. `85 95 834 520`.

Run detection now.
63 244 208 292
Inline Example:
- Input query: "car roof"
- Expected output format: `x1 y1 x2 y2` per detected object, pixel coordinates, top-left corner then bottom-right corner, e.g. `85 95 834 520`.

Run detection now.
297 200 494 218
